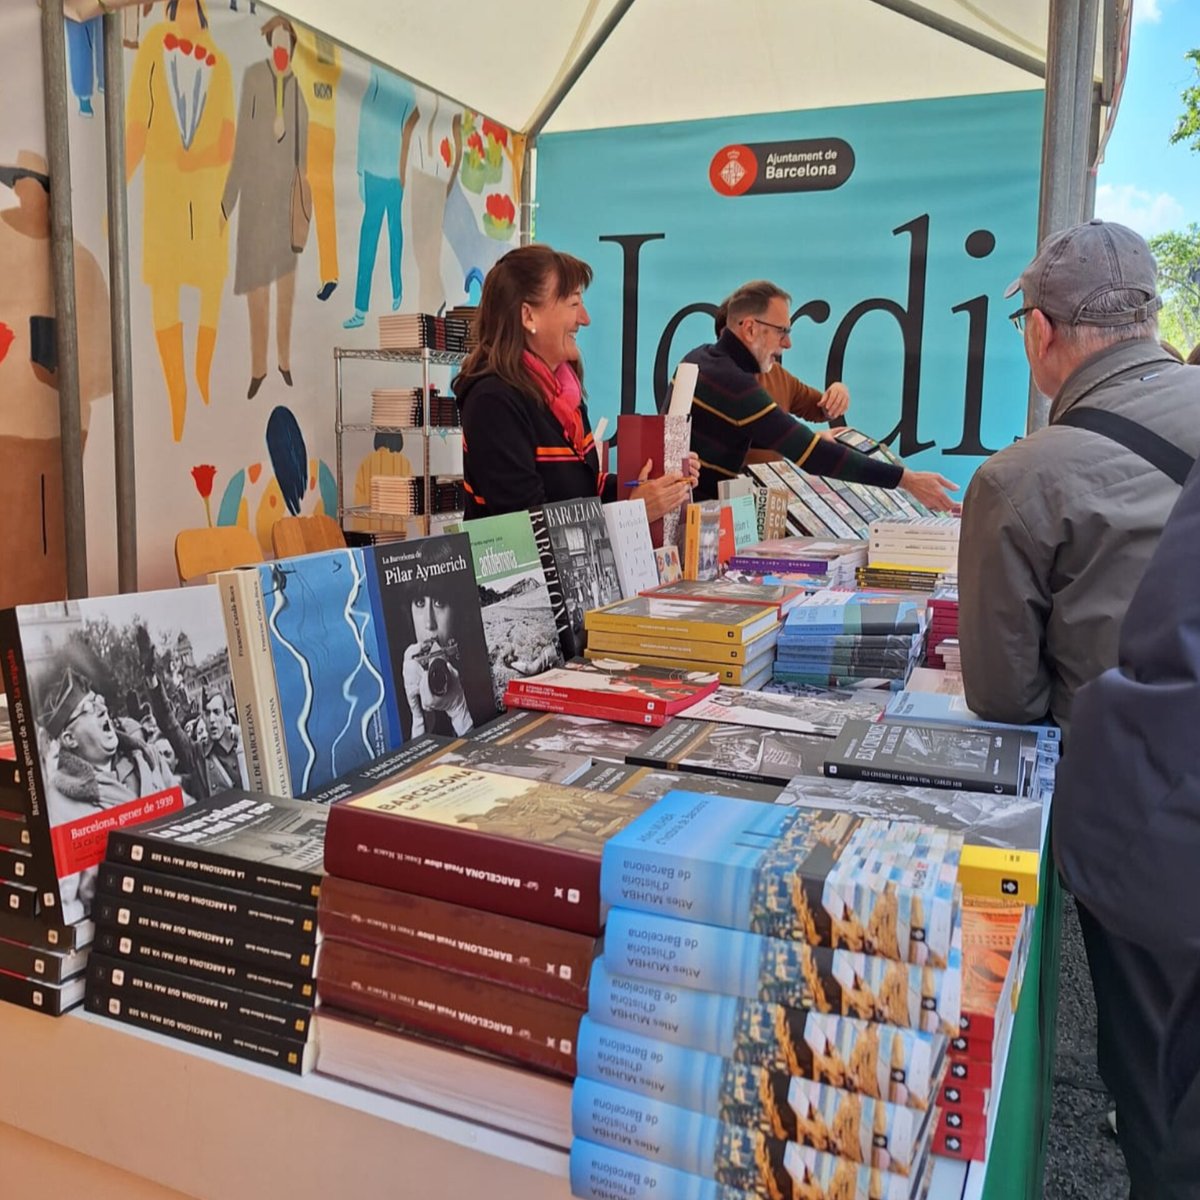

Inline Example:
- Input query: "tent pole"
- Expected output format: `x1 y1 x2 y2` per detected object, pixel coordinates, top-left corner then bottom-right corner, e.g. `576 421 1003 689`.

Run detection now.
41 1 89 598
864 0 1045 78
1084 88 1102 219
520 135 534 246
103 12 138 593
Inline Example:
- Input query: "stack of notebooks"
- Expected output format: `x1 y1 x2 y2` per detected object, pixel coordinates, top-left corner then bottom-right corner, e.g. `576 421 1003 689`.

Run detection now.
858 518 960 592
443 304 479 350
582 596 781 690
378 313 471 353
774 592 926 691
727 536 867 589
369 474 424 516
85 792 324 1073
503 658 720 728
369 387 459 429
939 640 962 675
571 791 960 1200
314 761 659 1099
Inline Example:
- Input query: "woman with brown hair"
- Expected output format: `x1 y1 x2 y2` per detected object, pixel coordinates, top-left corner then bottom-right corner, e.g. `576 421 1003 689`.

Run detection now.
453 244 696 520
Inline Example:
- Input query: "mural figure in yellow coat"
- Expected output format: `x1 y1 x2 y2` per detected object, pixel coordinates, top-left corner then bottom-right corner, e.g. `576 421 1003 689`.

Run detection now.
222 15 308 400
126 0 234 442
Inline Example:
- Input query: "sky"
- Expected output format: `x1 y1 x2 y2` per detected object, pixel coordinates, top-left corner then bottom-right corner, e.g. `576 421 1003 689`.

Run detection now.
1095 0 1200 236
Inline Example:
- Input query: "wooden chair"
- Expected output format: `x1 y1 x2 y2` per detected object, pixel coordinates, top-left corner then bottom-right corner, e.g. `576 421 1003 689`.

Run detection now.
271 513 347 559
174 525 265 585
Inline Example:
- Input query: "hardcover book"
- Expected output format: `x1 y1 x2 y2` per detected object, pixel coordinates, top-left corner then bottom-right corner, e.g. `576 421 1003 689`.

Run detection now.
584 624 779 666
453 510 564 709
628 719 832 787
585 597 779 646
570 1142 750 1200
429 741 593 785
574 762 782 805
466 708 653 764
575 1016 934 1172
601 793 962 966
642 578 804 618
323 765 654 935
297 735 454 805
317 937 583 1077
617 413 692 549
103 791 327 906
677 687 891 739
603 908 961 1035
602 499 661 598
0 967 86 1016
824 721 1038 796
783 598 922 638
571 1079 931 1200
0 587 243 924
366 534 498 742
653 545 683 585
586 961 944 1111
504 658 720 726
722 494 760 552
583 648 773 689
0 933 86 985
254 549 390 795
317 875 598 1007
683 502 735 581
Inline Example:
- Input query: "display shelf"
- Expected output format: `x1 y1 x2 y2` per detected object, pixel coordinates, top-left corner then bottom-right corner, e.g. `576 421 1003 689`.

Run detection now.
0 1001 989 1200
335 347 468 367
338 424 461 434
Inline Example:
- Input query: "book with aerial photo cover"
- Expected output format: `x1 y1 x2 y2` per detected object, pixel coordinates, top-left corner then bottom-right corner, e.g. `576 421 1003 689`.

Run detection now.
601 792 962 967
678 687 889 739
0 588 244 924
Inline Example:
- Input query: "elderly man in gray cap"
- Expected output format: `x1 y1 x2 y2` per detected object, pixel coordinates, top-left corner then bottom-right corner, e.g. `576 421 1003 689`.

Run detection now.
958 218 1199 741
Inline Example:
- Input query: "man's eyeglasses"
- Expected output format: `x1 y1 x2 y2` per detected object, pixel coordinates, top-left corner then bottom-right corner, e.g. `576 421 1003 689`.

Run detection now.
1009 306 1036 333
752 317 792 338
65 693 106 729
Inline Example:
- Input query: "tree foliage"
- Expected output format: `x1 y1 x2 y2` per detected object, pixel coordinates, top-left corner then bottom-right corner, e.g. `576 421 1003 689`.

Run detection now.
1170 49 1200 152
1149 225 1200 354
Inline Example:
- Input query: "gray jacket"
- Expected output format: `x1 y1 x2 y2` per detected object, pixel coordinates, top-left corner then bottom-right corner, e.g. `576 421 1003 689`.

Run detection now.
958 339 1200 738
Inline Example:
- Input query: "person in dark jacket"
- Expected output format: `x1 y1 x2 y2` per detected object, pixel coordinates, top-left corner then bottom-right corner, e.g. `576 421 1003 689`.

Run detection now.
1054 454 1200 1199
453 244 696 520
678 280 957 506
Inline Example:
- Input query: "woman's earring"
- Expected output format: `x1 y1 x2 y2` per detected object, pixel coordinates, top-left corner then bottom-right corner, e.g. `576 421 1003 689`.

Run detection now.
530 327 537 335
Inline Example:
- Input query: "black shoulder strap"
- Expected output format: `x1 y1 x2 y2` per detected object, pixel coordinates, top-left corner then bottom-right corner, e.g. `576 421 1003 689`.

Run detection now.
1056 406 1195 486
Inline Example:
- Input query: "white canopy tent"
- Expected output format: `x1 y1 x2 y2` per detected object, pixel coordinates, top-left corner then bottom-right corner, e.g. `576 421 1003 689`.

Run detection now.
52 0 1131 595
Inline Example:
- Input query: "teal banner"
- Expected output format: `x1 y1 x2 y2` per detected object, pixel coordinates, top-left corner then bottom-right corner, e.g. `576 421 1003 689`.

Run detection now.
537 91 1043 483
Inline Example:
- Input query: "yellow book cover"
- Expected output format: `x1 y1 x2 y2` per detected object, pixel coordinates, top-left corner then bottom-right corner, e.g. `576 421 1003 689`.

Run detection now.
583 596 778 645
957 845 1040 905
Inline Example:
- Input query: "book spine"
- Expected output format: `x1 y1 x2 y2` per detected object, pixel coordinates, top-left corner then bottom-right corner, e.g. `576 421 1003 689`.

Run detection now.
324 802 605 935
0 846 32 884
682 504 700 581
569 1141 745 1200
0 969 84 1017
217 571 267 794
583 650 749 687
504 680 666 718
727 556 833 575
575 1015 927 1162
504 692 665 727
96 862 319 943
586 630 750 663
104 828 321 907
957 846 1039 904
823 760 1012 795
316 937 582 1077
93 894 318 976
93 923 316 1004
0 935 86 985
586 963 938 1110
603 908 960 1035
0 878 39 919
0 781 23 813
229 570 293 797
0 609 59 914
86 980 312 1074
88 952 313 1042
317 875 595 1007
0 909 93 952
0 813 31 851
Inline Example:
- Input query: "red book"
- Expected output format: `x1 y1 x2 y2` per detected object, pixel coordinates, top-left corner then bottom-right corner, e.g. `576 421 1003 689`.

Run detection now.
938 1077 987 1113
504 659 720 727
324 765 654 935
616 413 692 549
932 1108 987 1161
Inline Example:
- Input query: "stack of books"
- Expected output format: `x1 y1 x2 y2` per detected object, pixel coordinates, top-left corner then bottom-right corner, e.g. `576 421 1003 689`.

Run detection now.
378 313 471 352
858 518 960 592
369 475 424 515
727 536 867 589
504 659 720 728
923 583 960 670
774 592 926 691
369 387 459 429
316 763 657 1092
583 596 781 690
571 791 961 1199
428 476 465 514
939 640 963 674
85 792 323 1074
442 304 479 350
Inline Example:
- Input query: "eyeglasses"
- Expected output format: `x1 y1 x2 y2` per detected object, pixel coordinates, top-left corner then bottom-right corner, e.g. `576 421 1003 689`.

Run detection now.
751 317 792 338
1009 306 1039 333
64 693 106 729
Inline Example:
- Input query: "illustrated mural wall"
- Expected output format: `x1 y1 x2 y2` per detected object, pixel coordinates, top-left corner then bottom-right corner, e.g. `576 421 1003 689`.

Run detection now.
0 1 518 602
536 93 1045 488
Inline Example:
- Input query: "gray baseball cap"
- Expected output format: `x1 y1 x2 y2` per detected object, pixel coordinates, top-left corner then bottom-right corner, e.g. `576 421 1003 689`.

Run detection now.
1004 218 1162 327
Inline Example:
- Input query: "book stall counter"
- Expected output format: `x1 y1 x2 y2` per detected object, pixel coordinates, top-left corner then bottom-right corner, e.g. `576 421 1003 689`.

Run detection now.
0 854 1060 1200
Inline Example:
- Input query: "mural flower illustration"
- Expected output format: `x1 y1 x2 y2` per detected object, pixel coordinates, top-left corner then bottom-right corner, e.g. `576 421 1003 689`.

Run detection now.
439 136 452 167
460 111 506 192
482 192 516 240
481 118 507 147
191 463 218 526
0 321 13 364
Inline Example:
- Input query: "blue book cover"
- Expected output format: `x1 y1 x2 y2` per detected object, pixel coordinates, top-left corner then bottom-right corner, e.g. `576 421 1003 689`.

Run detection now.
780 601 921 639
585 962 943 1110
600 793 960 967
571 1079 922 1199
364 534 498 744
771 669 909 692
574 1016 932 1169
570 1140 752 1200
257 549 389 794
602 908 961 1036
885 691 1061 749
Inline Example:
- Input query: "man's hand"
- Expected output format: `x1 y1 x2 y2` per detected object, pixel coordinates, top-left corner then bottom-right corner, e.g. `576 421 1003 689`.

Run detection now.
135 623 157 678
819 382 850 419
899 469 960 512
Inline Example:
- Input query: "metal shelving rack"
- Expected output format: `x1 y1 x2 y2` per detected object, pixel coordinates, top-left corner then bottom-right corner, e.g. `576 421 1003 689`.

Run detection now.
334 346 467 539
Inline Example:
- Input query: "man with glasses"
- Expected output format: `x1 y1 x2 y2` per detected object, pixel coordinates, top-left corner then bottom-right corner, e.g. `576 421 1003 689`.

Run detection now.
677 279 957 508
958 219 1198 740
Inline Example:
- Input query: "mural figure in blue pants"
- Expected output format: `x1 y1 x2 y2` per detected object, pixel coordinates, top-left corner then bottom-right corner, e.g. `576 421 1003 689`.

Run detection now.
66 17 104 118
344 66 417 330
